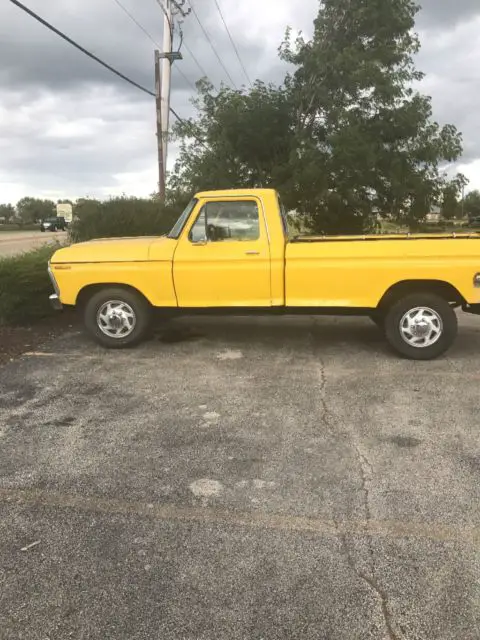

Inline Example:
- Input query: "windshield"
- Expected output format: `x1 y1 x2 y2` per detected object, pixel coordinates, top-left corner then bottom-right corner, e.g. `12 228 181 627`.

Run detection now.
168 198 198 239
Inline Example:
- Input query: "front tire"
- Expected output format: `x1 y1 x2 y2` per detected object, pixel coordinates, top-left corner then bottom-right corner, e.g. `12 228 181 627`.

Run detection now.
384 293 458 360
84 287 152 348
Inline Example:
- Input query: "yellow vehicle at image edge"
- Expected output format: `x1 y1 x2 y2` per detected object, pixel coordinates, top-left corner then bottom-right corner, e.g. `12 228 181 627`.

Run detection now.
48 188 480 360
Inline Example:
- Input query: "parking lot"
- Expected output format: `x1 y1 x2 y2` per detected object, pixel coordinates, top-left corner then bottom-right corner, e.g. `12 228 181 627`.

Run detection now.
1 314 479 639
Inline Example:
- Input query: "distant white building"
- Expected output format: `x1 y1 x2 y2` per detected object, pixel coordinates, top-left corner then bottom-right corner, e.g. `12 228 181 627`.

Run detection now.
426 205 441 223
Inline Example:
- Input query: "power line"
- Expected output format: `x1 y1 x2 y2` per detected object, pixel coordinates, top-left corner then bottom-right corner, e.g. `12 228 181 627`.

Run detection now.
188 0 237 88
174 22 212 87
182 41 210 81
212 0 251 86
173 63 198 93
111 0 158 48
154 1 211 84
9 0 155 98
8 0 206 146
110 0 196 92
155 0 173 37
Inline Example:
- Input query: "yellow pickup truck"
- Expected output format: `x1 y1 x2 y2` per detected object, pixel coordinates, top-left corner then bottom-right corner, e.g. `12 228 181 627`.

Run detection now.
48 188 480 360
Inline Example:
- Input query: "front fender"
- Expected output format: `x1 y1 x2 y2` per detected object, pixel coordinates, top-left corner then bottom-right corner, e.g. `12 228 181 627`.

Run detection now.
51 261 177 307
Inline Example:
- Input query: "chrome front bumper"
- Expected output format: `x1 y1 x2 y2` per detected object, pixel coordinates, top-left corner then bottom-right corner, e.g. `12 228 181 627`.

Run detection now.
49 293 63 310
48 263 62 310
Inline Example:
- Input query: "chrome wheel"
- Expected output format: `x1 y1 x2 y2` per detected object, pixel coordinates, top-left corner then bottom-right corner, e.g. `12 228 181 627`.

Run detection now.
399 307 443 348
97 300 136 339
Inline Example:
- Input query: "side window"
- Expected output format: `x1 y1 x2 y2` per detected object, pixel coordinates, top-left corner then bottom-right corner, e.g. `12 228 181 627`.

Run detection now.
205 201 260 242
189 200 260 243
189 210 207 243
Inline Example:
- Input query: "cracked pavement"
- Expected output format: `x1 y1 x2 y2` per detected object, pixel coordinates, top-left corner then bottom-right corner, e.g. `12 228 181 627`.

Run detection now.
1 314 480 639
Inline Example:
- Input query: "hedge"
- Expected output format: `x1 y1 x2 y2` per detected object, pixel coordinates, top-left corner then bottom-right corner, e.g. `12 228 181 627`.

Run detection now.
69 196 181 243
0 245 58 324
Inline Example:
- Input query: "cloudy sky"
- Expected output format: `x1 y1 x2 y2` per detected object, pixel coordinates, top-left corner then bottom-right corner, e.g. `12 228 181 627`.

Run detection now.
0 0 479 203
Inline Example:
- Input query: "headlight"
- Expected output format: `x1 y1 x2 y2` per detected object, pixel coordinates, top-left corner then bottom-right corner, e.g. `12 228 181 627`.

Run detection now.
474 273 480 288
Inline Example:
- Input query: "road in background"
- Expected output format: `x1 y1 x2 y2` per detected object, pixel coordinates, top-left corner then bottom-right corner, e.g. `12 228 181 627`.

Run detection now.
1 315 479 639
0 231 68 257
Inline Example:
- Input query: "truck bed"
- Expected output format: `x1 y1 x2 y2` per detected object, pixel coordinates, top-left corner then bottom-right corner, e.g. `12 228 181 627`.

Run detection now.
291 232 480 243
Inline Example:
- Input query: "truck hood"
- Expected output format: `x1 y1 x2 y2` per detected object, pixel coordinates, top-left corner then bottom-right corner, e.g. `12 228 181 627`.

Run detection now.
51 236 176 263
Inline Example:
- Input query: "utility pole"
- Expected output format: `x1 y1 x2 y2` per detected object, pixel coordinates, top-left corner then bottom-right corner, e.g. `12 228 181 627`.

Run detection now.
160 0 172 199
154 0 172 201
154 49 166 199
155 0 188 200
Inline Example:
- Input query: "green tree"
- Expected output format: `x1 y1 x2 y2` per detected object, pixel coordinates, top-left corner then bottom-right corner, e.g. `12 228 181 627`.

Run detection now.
172 0 463 234
170 80 296 197
280 0 463 232
16 197 55 224
441 185 458 221
73 197 101 220
0 203 15 223
464 190 480 220
440 176 466 221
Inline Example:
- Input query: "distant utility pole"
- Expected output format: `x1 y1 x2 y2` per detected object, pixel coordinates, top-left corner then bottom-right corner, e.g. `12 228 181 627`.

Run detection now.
155 0 188 200
154 49 166 200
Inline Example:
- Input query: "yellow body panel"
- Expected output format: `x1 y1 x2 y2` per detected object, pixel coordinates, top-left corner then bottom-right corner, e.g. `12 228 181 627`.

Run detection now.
49 188 480 310
191 189 286 305
51 237 178 306
172 195 271 306
286 238 480 307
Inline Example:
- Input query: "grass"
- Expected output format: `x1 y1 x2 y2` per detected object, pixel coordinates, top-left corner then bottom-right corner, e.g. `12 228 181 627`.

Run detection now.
0 245 59 324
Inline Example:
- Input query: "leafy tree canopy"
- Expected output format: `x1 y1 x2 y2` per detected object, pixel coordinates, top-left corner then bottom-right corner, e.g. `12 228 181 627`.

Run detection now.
464 190 480 220
16 197 55 224
0 203 15 222
171 0 463 233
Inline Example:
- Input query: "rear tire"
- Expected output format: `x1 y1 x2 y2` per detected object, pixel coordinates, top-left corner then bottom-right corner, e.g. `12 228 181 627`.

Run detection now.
384 293 458 360
84 287 152 349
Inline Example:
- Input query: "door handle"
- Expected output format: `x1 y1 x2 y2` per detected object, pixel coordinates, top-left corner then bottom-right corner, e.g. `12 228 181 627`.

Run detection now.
245 251 260 255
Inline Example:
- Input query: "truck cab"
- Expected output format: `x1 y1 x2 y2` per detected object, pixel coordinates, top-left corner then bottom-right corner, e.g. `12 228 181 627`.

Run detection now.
49 188 480 360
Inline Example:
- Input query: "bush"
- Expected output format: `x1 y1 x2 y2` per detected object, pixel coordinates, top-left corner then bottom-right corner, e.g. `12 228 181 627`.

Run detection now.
0 245 58 324
69 196 182 243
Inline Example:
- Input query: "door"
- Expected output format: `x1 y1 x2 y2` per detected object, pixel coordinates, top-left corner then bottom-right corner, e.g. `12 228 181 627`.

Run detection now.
173 198 272 307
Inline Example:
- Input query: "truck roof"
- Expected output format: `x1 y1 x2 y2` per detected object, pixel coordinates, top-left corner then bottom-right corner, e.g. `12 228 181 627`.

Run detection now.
194 188 277 199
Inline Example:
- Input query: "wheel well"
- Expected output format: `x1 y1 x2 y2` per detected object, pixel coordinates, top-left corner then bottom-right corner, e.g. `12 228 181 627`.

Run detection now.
378 280 465 310
76 284 151 309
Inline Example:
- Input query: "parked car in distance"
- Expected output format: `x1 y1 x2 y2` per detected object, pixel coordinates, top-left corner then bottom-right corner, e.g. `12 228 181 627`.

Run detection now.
40 217 67 232
468 216 480 228
48 188 480 360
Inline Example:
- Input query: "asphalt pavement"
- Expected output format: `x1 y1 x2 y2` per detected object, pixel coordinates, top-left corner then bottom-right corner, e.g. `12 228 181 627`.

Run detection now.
0 314 479 639
0 230 68 257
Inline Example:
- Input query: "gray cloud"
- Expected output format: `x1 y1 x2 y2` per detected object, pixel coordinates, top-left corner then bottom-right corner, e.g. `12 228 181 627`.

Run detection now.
0 0 479 202
418 0 480 27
